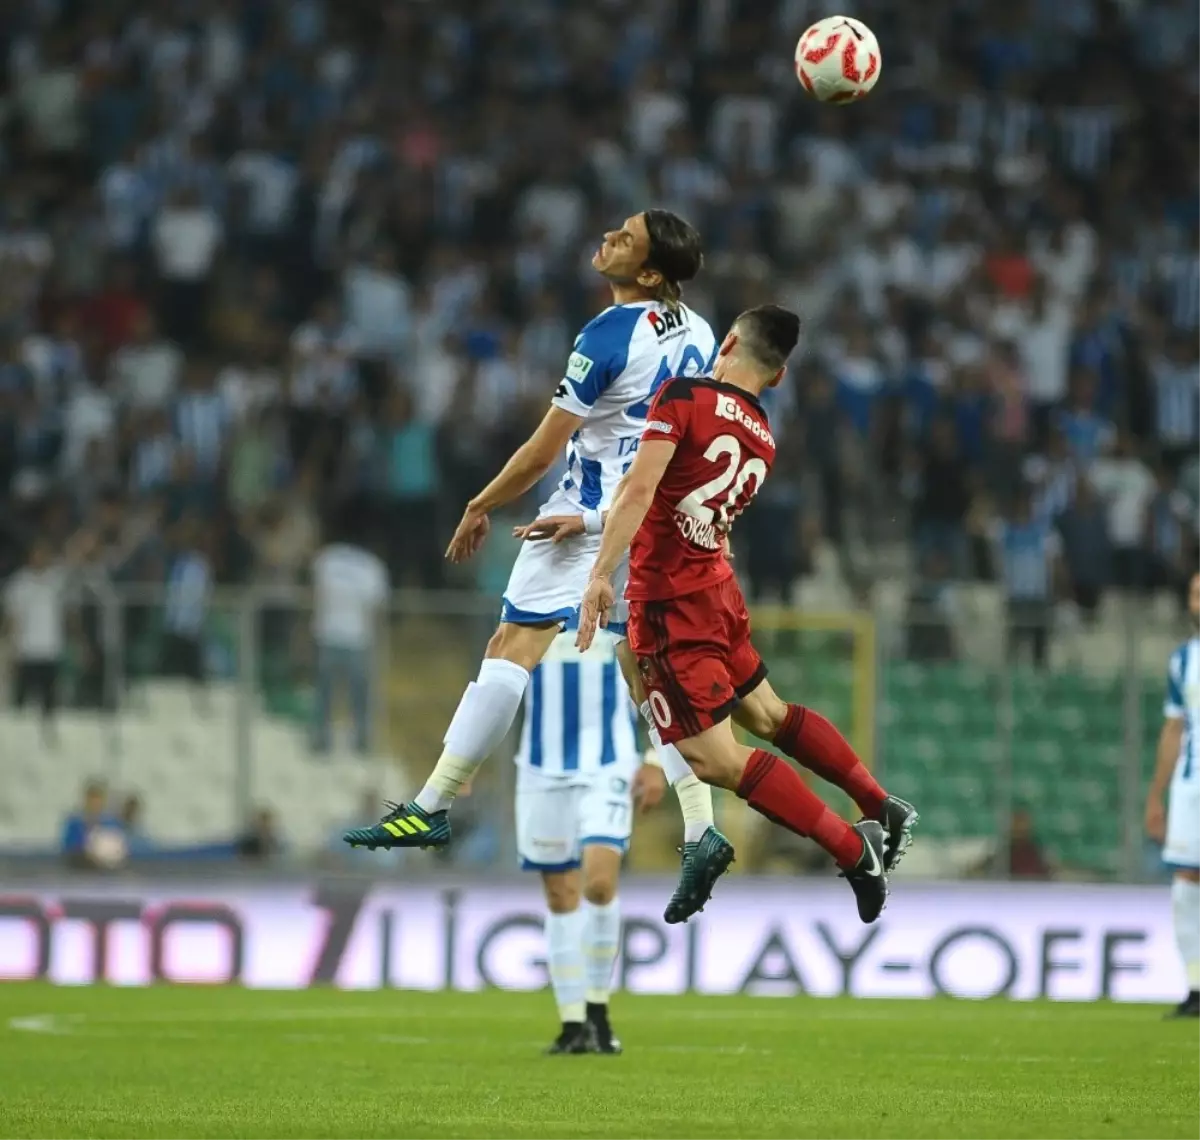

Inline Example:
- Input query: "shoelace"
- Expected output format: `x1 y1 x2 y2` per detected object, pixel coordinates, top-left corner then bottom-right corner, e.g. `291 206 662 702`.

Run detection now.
380 800 407 821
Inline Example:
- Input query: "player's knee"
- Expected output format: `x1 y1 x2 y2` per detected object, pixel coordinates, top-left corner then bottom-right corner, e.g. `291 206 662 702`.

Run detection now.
542 874 580 913
582 867 618 906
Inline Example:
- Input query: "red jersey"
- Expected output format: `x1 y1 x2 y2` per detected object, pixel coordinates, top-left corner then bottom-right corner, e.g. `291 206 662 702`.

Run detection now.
626 377 775 602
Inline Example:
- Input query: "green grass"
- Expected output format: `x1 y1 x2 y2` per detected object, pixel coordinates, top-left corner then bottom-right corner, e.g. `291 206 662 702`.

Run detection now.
0 985 1195 1138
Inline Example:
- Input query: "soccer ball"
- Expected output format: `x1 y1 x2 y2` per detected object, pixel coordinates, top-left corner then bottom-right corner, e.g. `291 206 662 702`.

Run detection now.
795 16 881 104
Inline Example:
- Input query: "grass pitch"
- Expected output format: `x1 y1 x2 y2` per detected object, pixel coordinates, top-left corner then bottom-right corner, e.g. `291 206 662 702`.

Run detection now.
0 984 1195 1138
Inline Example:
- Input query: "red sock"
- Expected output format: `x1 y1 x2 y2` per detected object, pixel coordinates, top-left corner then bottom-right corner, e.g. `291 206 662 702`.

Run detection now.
737 748 863 868
774 705 887 818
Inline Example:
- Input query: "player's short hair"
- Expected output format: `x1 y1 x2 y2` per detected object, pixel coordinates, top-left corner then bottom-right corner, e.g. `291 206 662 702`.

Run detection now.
733 305 802 373
643 209 703 306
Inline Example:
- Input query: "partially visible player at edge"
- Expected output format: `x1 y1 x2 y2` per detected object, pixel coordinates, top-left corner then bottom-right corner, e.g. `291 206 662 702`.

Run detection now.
1145 571 1200 1019
345 209 734 924
575 305 918 923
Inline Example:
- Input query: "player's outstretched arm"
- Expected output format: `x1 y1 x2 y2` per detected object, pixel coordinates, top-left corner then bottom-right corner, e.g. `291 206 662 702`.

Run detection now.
1146 716 1184 842
576 440 676 651
446 406 584 563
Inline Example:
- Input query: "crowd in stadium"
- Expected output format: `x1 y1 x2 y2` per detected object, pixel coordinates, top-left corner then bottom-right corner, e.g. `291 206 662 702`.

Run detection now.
0 0 1196 646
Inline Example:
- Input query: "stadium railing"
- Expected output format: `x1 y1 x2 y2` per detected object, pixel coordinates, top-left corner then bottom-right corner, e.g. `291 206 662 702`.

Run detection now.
0 582 1178 883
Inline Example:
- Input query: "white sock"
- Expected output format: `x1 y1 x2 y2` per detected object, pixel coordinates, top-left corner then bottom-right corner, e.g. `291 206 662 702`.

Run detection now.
1172 877 1200 991
639 701 713 843
544 908 586 1024
414 659 529 813
582 897 621 1004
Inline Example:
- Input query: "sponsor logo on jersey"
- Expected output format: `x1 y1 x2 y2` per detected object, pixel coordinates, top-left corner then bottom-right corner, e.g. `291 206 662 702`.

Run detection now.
647 309 687 341
673 510 723 550
646 420 674 435
715 394 775 448
565 352 594 383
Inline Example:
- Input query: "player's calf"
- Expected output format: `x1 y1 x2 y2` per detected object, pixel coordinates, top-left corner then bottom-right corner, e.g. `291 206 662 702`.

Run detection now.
580 845 623 1054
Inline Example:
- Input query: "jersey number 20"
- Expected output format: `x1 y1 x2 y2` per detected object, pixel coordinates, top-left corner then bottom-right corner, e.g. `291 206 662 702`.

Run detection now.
675 434 766 529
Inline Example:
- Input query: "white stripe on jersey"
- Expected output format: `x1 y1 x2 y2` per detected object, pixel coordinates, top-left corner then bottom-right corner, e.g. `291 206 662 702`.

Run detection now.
551 300 717 513
515 631 640 778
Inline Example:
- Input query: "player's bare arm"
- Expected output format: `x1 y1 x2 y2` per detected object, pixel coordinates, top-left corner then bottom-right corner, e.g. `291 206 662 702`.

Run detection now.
1146 716 1184 842
576 439 676 651
447 406 584 563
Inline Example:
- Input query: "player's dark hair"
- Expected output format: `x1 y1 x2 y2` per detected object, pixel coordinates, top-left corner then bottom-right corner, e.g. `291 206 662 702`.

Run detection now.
734 305 802 374
643 209 703 310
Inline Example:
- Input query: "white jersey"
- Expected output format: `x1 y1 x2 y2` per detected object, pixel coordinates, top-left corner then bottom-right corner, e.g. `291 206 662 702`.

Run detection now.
514 630 640 779
1165 637 1200 781
1164 636 1200 870
551 300 717 512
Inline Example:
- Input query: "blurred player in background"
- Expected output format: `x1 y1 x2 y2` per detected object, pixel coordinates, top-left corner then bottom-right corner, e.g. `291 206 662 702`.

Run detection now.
1145 571 1200 1019
577 305 918 923
346 210 733 921
515 628 665 1054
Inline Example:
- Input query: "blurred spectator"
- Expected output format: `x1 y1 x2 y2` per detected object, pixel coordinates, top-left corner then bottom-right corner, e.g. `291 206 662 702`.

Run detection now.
992 489 1061 668
909 417 973 578
1006 807 1052 880
151 187 222 349
61 780 127 871
3 538 72 739
1056 479 1111 621
109 312 182 413
905 551 957 662
237 807 283 861
1090 430 1155 591
1145 465 1195 606
161 518 212 693
376 387 441 587
310 515 388 755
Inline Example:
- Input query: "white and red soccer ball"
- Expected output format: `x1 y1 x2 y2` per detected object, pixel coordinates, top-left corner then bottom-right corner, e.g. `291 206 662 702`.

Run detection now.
795 16 881 104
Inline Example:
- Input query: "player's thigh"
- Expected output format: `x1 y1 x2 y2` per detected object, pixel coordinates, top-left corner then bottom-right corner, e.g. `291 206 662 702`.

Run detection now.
628 595 734 747
1164 774 1200 873
614 637 646 706
673 717 754 791
578 774 632 905
515 769 582 874
487 621 562 672
721 575 769 705
732 675 789 741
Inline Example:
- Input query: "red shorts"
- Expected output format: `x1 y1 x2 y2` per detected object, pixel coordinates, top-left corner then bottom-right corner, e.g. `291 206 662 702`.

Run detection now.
627 576 767 746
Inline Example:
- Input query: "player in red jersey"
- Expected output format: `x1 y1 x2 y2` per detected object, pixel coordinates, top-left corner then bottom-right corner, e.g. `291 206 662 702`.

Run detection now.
576 305 918 922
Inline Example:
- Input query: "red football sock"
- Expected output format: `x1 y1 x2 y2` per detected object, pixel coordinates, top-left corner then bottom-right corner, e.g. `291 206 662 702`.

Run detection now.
774 705 887 818
736 748 863 868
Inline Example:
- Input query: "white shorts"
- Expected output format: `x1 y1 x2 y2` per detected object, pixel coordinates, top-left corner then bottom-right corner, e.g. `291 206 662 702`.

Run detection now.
515 766 633 872
1164 768 1200 870
501 490 628 634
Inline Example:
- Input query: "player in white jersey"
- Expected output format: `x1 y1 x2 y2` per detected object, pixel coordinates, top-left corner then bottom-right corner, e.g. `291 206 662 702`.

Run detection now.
1145 572 1200 1019
515 629 665 1054
346 210 733 924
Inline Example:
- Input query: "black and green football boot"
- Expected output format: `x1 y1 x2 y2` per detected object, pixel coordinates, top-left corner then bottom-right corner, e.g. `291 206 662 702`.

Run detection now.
342 800 451 851
663 825 735 924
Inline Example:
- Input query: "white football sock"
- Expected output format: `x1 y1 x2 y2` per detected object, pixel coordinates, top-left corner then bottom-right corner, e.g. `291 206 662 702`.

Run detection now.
583 897 621 1004
1172 877 1200 990
639 701 713 844
544 908 586 1024
414 659 529 813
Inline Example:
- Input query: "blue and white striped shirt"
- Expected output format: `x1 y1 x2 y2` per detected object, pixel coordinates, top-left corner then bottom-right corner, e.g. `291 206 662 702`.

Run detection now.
1165 638 1200 782
175 390 229 477
164 553 211 637
515 631 640 779
995 519 1059 601
1153 357 1199 446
